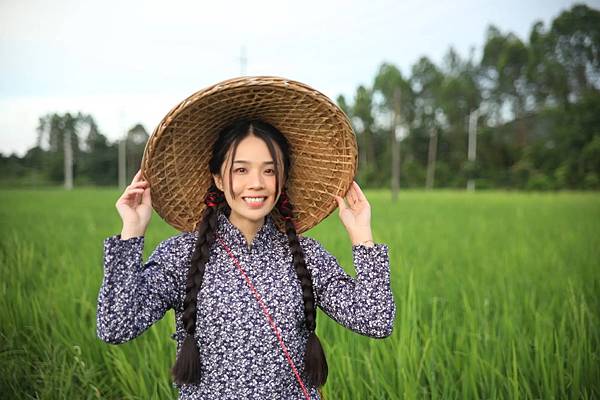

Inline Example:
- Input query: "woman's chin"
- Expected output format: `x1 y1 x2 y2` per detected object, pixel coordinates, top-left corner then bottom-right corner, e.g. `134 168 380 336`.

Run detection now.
232 202 275 222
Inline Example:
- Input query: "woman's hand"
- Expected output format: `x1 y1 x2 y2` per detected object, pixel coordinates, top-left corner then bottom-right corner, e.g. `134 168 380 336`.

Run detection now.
115 169 152 239
334 181 374 246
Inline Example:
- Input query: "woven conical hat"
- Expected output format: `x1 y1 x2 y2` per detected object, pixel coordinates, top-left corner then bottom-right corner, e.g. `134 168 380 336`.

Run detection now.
141 76 357 234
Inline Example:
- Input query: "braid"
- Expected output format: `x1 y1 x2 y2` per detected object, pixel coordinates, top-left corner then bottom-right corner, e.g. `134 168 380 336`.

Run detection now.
171 184 224 385
277 190 328 387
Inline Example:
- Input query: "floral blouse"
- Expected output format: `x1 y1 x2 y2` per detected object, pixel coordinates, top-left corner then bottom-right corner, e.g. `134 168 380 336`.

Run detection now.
96 211 396 399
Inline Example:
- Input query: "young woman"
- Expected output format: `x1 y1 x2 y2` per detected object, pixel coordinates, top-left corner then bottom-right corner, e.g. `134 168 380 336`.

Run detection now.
96 77 396 400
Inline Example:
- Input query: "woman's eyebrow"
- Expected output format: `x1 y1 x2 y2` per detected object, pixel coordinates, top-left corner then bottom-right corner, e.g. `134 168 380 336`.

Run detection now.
233 160 274 165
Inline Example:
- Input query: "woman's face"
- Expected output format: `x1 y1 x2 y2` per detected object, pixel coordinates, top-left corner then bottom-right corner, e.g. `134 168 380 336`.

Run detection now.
213 133 283 231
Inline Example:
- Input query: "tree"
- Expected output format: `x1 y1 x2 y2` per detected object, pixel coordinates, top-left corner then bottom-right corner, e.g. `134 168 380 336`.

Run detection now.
374 63 415 199
481 27 530 121
438 48 482 186
527 21 570 108
125 124 149 182
351 86 376 184
36 112 82 183
410 56 444 188
79 115 118 185
549 4 600 101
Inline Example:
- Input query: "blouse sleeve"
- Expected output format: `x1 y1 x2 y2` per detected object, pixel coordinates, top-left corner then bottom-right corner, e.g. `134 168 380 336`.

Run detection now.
96 234 185 344
300 236 396 338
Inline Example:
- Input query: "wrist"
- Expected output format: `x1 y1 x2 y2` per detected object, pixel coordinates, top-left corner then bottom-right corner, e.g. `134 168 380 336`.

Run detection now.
349 228 374 247
121 227 145 240
353 239 375 247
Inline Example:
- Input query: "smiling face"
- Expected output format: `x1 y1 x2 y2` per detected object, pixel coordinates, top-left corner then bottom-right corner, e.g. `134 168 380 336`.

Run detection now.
212 132 284 234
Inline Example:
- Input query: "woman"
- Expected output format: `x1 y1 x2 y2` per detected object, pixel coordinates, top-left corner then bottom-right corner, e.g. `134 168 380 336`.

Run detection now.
96 77 396 400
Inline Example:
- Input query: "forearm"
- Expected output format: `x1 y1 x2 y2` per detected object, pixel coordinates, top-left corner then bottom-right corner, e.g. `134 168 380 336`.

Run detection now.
97 235 177 344
316 243 395 338
97 235 145 343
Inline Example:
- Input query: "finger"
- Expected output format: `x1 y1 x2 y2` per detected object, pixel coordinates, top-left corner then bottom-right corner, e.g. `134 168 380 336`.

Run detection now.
347 184 358 207
131 169 142 184
121 188 145 201
353 181 367 202
129 181 149 189
142 187 152 206
342 185 351 202
334 195 347 211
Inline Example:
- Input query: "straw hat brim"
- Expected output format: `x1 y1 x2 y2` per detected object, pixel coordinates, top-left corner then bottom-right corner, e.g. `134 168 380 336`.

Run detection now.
141 76 357 234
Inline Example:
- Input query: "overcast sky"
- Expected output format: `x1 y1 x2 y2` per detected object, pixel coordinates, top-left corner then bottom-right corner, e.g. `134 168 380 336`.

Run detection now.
0 0 594 156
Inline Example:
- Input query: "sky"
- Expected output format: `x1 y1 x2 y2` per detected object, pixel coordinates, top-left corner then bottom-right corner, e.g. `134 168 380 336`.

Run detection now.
1 0 596 157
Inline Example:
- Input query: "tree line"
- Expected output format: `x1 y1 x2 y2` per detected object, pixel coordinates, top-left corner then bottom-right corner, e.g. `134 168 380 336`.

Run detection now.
1 4 599 190
0 112 149 187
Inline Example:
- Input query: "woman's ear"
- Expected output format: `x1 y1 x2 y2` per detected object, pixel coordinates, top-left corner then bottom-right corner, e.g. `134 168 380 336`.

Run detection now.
212 174 224 192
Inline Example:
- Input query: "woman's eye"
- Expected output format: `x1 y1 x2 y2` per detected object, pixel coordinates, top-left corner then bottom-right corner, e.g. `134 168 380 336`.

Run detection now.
234 167 246 173
265 169 275 175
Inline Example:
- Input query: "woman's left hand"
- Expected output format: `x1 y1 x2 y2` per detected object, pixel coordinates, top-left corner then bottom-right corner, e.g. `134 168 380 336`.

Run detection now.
334 181 373 244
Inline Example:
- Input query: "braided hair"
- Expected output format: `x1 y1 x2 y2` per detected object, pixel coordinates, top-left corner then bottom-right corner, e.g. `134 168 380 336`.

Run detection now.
170 184 225 383
171 119 328 387
276 189 328 387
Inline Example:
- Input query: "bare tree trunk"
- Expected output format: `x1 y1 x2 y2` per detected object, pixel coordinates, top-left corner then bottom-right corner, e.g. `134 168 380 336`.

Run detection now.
391 127 400 201
426 126 438 189
391 88 402 201
118 137 127 189
64 130 73 190
467 109 479 191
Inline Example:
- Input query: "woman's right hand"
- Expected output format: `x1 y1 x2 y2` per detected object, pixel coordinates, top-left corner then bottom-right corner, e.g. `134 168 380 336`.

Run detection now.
116 169 152 239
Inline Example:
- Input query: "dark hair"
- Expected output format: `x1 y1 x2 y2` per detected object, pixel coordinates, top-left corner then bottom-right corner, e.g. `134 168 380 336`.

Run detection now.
171 119 328 387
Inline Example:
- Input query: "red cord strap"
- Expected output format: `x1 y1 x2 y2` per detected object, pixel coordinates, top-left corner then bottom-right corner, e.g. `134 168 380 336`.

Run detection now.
216 235 313 400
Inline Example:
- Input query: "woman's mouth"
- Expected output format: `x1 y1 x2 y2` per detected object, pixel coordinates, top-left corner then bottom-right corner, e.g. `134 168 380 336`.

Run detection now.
242 196 267 208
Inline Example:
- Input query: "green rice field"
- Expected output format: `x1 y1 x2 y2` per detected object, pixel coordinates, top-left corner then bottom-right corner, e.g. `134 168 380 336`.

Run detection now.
1 188 598 399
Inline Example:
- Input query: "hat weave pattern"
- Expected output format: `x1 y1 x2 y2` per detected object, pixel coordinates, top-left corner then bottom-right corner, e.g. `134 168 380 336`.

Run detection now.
141 76 357 234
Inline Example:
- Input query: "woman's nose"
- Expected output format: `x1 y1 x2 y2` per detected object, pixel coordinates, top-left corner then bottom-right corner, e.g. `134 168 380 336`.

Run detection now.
247 170 264 188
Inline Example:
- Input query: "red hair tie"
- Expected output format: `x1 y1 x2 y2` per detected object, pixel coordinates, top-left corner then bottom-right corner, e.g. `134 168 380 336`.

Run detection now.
204 191 223 207
277 191 293 221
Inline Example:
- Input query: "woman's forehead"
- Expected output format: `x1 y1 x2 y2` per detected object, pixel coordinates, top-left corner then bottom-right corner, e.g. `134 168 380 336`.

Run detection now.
225 135 282 165
236 135 273 156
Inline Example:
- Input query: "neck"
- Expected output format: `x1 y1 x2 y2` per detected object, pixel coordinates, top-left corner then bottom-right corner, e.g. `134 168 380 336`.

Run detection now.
228 214 265 248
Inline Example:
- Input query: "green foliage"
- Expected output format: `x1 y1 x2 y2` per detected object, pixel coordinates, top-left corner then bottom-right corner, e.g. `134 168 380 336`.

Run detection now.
351 4 600 192
526 172 554 191
1 113 147 188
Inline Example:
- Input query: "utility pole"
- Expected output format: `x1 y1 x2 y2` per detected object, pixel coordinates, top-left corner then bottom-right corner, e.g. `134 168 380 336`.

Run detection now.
118 112 127 189
64 129 73 190
118 135 127 189
391 88 403 202
239 46 247 76
467 109 479 191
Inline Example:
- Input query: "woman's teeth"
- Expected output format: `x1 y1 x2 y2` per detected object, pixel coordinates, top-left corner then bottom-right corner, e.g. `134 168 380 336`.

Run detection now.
244 197 265 204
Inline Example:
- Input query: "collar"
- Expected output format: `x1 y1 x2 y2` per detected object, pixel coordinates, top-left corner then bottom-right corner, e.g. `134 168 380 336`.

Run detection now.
214 210 279 252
